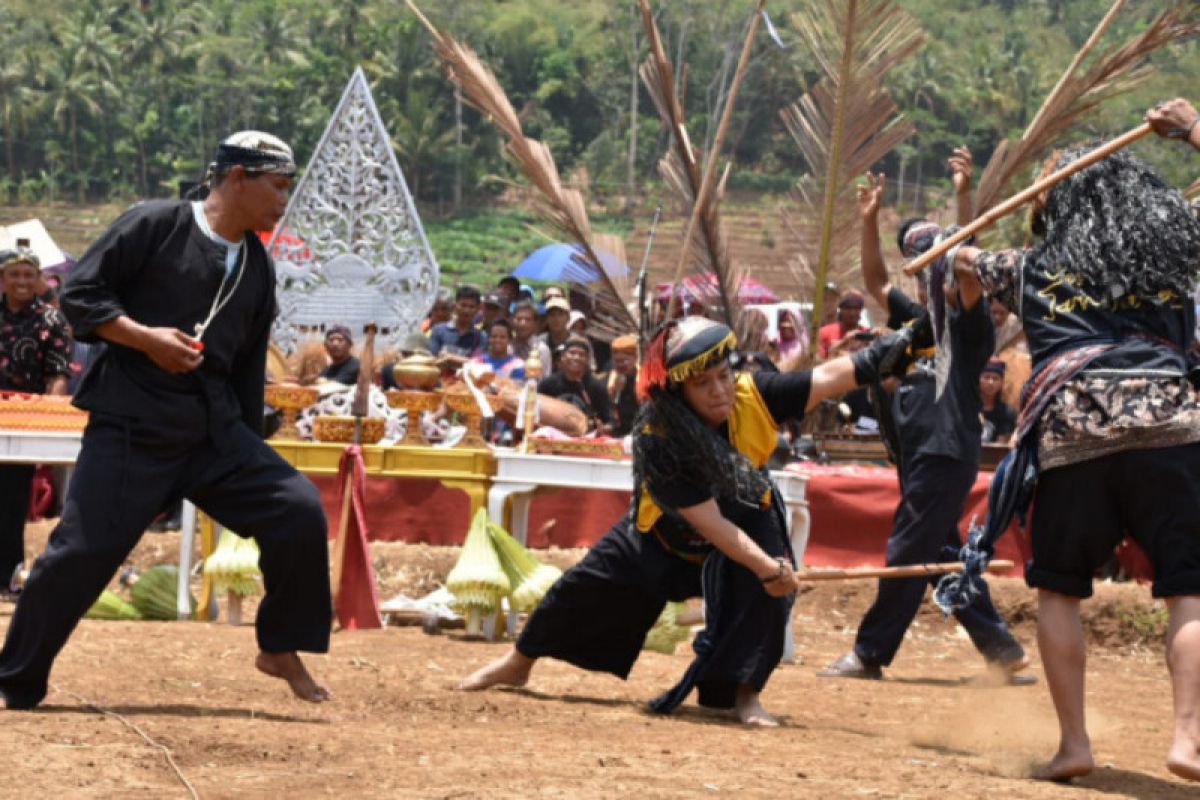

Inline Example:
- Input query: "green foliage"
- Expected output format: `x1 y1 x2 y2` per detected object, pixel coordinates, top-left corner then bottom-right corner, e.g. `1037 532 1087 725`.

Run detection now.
0 0 1193 210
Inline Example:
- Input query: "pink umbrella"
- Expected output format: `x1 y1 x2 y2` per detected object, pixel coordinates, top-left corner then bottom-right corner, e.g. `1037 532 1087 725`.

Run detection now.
653 272 779 305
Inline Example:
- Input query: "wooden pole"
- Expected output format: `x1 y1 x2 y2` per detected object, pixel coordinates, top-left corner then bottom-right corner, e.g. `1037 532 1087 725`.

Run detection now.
903 123 1152 277
797 560 1015 582
332 323 377 613
665 0 766 320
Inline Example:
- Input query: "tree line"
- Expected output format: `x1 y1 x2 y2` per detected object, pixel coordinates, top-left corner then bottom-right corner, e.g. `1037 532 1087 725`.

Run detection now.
0 0 1195 211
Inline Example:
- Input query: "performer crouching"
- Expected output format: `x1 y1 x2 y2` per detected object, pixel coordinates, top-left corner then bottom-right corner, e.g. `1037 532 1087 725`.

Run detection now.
0 132 333 709
461 316 912 725
946 114 1200 781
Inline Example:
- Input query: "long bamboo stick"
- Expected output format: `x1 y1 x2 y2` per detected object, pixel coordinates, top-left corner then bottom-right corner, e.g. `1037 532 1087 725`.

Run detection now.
902 122 1151 277
797 559 1015 582
665 0 767 320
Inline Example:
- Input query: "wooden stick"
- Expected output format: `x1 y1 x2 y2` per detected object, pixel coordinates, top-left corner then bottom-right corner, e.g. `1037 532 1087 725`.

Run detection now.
797 559 1015 582
665 0 766 320
330 468 353 611
903 122 1152 277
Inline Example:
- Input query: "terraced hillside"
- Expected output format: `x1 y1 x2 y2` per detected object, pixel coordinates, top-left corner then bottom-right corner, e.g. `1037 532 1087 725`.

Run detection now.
2 199 913 304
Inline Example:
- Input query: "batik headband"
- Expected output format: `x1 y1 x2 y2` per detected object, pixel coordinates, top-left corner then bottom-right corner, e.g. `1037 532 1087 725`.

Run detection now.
638 317 736 401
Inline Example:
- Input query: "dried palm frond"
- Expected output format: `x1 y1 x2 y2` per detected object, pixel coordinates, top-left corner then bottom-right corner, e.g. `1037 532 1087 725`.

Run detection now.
782 0 922 343
638 0 747 339
1186 178 1200 201
654 0 766 327
405 0 636 338
975 2 1200 213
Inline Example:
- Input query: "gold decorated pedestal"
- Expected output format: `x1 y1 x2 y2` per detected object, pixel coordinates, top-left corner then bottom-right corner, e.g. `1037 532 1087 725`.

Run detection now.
444 391 491 448
264 383 319 441
385 389 443 446
268 440 496 519
312 414 387 444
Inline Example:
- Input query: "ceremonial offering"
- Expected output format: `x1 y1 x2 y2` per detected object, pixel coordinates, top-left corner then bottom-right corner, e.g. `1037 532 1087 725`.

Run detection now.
392 353 440 390
817 432 890 465
385 389 443 445
0 392 88 432
312 414 386 444
444 389 500 449
264 383 320 440
527 436 626 460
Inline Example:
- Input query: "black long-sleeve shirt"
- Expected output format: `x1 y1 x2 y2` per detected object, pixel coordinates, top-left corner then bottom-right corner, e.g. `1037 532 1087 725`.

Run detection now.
62 200 276 446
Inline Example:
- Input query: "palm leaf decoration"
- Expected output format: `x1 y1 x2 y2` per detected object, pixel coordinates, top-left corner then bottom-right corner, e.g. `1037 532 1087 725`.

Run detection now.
781 0 923 346
405 0 635 338
974 1 1200 214
637 0 746 339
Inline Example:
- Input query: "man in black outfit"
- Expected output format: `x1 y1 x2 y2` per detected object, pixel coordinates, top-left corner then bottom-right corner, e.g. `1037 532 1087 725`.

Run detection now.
320 324 359 384
0 131 333 709
537 336 613 434
820 169 1029 682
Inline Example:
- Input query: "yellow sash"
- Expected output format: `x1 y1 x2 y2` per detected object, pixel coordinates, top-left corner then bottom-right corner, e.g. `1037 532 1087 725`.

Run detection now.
636 373 779 532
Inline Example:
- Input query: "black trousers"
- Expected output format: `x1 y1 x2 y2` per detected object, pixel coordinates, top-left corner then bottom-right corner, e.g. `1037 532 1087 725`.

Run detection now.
0 464 35 583
518 518 702 678
0 414 332 709
854 454 1023 668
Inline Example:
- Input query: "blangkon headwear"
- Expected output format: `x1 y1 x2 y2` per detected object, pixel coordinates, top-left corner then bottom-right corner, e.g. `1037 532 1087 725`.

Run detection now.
206 131 296 184
0 246 40 272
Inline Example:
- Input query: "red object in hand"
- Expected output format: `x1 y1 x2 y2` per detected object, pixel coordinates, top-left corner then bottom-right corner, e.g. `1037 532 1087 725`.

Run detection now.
191 341 205 352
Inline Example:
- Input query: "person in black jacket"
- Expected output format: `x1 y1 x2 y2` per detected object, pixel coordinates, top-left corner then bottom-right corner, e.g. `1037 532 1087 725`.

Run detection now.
537 336 613 434
820 167 1029 684
0 131 333 710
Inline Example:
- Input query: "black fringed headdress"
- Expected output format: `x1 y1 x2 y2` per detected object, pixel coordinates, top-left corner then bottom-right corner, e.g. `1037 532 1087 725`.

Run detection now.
1034 145 1200 305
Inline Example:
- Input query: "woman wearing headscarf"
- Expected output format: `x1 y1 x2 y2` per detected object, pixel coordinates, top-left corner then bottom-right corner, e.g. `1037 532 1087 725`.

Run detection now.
460 316 914 725
772 307 806 366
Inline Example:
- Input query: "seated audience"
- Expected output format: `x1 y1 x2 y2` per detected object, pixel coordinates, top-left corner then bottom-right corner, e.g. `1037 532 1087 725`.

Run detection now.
542 297 572 367
817 289 868 358
979 358 1016 444
479 290 508 329
421 287 454 334
429 285 488 359
537 336 613 434
603 334 640 437
509 300 552 373
475 319 526 381
320 325 360 384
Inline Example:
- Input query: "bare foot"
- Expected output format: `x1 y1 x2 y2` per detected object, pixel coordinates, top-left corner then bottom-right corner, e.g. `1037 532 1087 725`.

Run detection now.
459 649 534 691
255 651 332 703
1031 742 1094 782
1167 739 1200 782
734 686 779 728
1004 653 1032 673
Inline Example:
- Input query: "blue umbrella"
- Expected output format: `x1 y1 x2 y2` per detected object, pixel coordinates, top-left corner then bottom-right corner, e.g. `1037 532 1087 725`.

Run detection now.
512 243 627 282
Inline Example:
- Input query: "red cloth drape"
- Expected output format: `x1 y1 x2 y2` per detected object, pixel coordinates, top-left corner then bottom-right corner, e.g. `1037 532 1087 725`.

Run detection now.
332 446 383 630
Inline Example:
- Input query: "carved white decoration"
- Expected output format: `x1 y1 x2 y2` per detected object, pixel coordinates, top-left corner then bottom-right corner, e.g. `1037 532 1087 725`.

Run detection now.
269 67 440 353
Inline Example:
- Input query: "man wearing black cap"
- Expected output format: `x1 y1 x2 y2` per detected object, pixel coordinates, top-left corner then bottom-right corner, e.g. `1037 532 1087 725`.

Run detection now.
479 290 508 331
0 131 333 710
537 336 613 434
320 324 359 384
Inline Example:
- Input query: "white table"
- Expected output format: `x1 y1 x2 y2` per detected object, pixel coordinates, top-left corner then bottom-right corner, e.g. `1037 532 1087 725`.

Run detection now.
0 428 202 620
487 451 811 661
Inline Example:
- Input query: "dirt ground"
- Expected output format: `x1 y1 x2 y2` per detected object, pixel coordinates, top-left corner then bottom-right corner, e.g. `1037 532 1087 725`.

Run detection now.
1 520 1194 799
